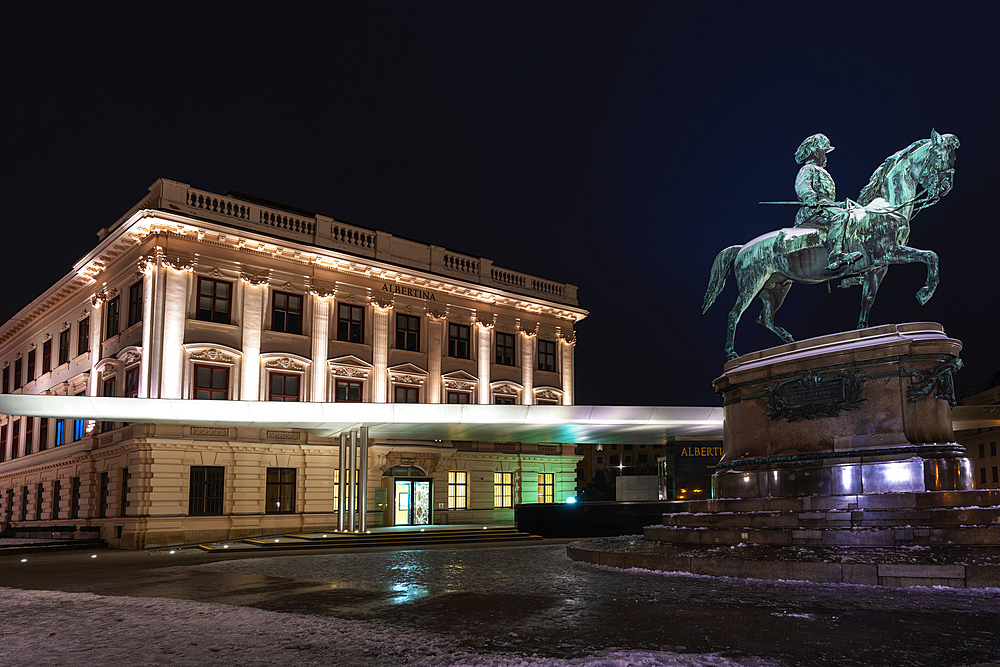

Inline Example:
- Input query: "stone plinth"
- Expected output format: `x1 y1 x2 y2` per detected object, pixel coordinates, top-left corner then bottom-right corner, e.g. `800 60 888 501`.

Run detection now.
711 322 971 499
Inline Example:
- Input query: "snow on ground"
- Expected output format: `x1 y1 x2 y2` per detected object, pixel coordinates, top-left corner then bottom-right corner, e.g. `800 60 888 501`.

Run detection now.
0 587 779 667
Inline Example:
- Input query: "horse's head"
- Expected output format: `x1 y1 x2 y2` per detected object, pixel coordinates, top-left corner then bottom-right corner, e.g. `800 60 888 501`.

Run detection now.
918 129 960 199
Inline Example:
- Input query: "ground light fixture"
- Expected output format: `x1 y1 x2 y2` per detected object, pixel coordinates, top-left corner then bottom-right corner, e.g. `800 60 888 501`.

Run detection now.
565 496 577 504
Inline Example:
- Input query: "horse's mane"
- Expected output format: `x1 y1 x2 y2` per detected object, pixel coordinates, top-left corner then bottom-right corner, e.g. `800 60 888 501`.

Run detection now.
857 139 929 205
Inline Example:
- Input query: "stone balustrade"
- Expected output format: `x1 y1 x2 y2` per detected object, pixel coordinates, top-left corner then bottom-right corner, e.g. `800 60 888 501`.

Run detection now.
118 179 577 306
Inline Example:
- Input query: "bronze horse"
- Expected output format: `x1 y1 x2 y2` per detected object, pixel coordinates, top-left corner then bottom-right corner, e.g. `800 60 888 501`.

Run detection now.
704 130 959 360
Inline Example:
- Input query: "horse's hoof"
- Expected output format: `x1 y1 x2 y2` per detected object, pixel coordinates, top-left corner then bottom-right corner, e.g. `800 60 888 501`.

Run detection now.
726 352 739 361
915 287 933 305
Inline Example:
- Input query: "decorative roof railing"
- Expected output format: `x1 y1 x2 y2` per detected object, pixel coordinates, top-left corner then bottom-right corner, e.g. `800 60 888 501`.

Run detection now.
116 179 578 306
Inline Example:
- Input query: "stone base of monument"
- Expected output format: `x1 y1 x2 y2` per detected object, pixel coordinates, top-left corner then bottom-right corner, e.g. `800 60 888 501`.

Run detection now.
568 323 1000 587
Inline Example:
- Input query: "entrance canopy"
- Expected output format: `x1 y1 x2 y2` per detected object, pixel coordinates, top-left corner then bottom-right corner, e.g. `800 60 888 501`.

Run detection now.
4 396 994 444
0 395 724 444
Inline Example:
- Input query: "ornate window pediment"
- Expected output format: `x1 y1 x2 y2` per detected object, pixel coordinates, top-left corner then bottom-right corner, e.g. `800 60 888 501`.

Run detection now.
490 380 523 396
95 357 119 379
184 343 242 366
533 386 564 404
442 369 478 391
262 352 310 373
389 362 428 386
117 345 142 368
328 354 373 379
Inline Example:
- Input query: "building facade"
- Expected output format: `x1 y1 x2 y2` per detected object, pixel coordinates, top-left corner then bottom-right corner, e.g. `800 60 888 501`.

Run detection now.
0 179 586 547
956 382 1000 489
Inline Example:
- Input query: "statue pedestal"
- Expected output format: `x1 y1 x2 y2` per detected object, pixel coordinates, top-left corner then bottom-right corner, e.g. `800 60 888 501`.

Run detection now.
711 322 970 498
573 323 1000 583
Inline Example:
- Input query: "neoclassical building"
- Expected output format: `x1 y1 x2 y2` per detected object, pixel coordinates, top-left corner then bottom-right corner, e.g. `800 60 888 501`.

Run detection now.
0 179 586 547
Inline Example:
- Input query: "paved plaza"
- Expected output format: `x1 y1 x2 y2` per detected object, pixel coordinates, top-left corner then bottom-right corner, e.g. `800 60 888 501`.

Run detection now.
1 541 998 666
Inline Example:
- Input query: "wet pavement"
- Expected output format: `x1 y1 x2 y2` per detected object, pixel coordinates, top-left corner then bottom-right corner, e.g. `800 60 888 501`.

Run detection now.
1 541 998 666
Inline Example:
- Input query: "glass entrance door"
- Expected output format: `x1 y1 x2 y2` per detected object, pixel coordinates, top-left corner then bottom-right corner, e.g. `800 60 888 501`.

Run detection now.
392 479 431 525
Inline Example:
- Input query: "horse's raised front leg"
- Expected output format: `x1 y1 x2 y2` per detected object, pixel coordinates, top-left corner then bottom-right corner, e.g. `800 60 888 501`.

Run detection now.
882 246 939 304
857 266 888 329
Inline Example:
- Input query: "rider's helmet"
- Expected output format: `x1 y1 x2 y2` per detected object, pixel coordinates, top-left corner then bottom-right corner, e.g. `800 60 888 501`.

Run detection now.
794 133 835 164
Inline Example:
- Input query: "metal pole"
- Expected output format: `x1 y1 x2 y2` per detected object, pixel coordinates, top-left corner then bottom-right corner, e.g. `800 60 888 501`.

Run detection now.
347 429 357 532
338 432 347 531
359 426 369 533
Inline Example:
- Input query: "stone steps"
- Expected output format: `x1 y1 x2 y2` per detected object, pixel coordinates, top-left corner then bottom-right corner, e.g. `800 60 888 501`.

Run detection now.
646 492 1000 547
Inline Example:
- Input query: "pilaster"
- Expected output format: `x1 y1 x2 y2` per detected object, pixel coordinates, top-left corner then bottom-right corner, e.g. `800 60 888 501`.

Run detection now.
371 303 390 402
240 281 265 400
560 339 575 405
427 313 445 403
158 264 190 399
477 323 491 404
139 257 155 398
310 297 330 402
520 333 535 404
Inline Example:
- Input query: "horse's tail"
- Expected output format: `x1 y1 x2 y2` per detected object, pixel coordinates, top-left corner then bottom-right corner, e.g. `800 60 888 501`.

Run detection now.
702 245 741 314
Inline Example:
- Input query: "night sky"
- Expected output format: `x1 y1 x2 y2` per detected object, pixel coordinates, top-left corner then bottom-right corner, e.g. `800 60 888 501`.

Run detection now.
3 3 998 407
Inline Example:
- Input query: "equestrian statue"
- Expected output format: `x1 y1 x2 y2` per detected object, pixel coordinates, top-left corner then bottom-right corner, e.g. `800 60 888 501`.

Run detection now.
703 130 959 360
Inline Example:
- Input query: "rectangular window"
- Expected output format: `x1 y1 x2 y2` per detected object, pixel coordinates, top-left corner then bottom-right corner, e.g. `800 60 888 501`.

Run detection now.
0 424 6 463
992 442 997 457
395 313 420 351
448 471 467 509
394 385 419 403
105 295 120 339
70 477 80 519
980 444 986 458
58 329 70 365
13 358 22 390
495 332 515 366
38 418 48 452
265 468 296 513
197 277 232 324
982 468 988 484
120 468 130 517
125 367 139 398
12 420 20 459
35 483 43 520
73 392 86 441
2 367 7 393
448 323 470 359
26 350 35 383
447 391 470 404
99 471 109 518
52 479 61 520
194 365 228 400
20 486 28 521
78 317 90 356
127 281 143 328
74 418 86 441
494 395 515 405
537 340 556 372
537 473 554 504
55 419 65 446
269 373 300 401
189 466 225 516
994 467 999 484
24 418 33 456
102 377 117 432
335 379 363 402
42 340 52 374
337 303 364 343
272 292 303 335
494 472 513 508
